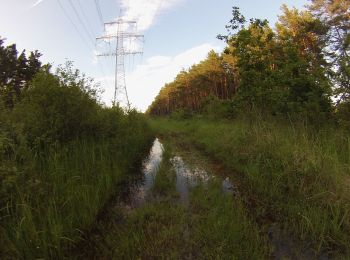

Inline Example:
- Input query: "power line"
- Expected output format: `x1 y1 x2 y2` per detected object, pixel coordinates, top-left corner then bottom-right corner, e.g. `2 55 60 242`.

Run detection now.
76 0 96 39
57 0 111 101
56 0 93 50
67 0 95 42
78 0 111 91
94 0 104 26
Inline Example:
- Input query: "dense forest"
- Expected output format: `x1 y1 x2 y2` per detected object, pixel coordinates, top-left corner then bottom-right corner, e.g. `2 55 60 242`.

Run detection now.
148 0 349 126
0 38 153 258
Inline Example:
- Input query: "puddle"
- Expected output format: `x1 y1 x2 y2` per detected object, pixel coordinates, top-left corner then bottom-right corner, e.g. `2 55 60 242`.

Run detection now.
129 138 164 207
102 138 327 259
126 138 236 206
171 155 236 202
171 156 211 202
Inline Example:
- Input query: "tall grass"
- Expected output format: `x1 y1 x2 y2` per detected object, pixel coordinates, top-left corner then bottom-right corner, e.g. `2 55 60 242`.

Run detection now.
189 181 268 259
0 126 153 258
86 138 268 259
150 117 350 257
0 64 155 258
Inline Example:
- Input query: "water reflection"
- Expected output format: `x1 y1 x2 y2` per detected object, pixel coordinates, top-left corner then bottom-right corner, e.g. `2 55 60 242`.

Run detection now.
130 138 164 207
222 177 235 194
171 155 236 202
128 138 236 206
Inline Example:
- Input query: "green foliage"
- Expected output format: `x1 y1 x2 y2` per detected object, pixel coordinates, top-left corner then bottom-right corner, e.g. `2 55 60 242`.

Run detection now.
147 50 236 116
336 101 350 130
309 0 350 102
102 182 267 259
13 70 98 146
0 56 154 258
151 143 178 198
200 95 235 119
0 37 42 108
85 138 267 259
148 3 348 124
152 117 350 257
169 108 193 120
223 6 332 118
189 181 268 259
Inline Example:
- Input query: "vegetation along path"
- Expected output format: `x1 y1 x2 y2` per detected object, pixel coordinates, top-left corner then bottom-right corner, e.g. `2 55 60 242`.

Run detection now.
76 119 347 259
78 136 268 259
1 1 349 258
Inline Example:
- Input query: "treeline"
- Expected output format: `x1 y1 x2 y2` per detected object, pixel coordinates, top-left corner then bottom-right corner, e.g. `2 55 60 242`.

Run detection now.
0 38 153 258
148 0 349 125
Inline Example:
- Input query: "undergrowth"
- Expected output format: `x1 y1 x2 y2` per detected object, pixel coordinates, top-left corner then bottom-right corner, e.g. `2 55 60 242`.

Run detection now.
150 117 350 257
0 64 154 258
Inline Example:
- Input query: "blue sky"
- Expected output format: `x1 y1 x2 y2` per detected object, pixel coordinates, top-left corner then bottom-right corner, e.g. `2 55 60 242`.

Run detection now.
1 0 309 110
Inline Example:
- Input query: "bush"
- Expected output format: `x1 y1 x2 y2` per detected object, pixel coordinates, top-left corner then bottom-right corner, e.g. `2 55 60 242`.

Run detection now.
200 96 235 119
0 62 154 258
336 101 350 130
12 69 101 147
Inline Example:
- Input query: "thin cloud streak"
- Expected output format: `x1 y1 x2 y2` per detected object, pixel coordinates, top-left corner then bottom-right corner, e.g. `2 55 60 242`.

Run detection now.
32 0 45 8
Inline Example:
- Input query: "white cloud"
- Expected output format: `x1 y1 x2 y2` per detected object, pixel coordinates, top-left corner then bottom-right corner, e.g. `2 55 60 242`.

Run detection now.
32 0 45 8
97 43 221 111
120 0 184 31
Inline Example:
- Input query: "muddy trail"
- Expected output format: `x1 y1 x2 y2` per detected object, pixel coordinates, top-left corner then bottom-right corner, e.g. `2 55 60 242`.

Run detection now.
77 137 329 259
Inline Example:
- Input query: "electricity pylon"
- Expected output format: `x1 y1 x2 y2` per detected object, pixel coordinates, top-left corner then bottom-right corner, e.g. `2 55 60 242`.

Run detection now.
96 19 144 109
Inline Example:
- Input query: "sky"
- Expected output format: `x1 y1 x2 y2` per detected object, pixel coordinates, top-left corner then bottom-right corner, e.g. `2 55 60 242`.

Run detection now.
0 0 309 111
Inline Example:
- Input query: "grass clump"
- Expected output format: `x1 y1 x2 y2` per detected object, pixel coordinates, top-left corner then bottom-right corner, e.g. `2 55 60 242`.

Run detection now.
151 143 178 199
85 142 187 259
189 181 268 259
150 117 350 257
104 202 188 259
90 138 268 259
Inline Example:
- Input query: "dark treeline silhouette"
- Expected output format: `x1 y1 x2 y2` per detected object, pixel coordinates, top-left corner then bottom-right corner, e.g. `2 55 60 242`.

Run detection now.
0 38 42 108
148 0 349 125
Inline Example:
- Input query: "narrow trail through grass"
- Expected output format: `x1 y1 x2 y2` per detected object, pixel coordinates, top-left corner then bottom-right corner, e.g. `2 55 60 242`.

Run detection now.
77 117 349 259
79 137 268 259
149 118 350 259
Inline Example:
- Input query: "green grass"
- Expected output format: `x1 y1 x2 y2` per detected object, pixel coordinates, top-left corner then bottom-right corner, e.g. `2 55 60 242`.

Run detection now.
151 142 178 199
149 117 350 257
189 181 268 259
85 137 268 259
98 184 267 259
0 129 153 258
84 142 187 259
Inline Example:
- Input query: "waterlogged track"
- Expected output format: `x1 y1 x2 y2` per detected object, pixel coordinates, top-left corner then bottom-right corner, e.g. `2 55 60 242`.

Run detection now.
79 136 333 259
128 138 237 206
80 137 267 259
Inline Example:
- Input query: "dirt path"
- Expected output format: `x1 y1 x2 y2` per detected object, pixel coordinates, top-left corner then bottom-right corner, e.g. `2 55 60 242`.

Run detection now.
76 136 331 259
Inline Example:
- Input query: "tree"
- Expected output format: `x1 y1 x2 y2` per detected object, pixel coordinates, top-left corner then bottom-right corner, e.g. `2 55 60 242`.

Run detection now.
149 5 334 122
147 50 234 116
275 6 332 118
0 37 42 108
217 6 332 118
308 0 350 102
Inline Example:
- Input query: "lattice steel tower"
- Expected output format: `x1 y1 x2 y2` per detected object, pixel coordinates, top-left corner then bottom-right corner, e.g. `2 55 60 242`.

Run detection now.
96 18 144 109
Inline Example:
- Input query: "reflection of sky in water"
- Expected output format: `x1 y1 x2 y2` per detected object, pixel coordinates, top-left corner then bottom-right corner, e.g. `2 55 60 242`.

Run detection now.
172 156 206 202
131 138 163 207
129 138 236 207
171 156 235 203
222 177 235 194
